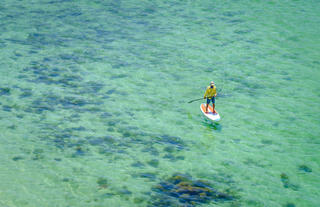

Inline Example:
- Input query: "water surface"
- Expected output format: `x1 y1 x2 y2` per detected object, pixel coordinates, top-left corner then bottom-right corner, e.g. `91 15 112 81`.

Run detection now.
0 0 319 206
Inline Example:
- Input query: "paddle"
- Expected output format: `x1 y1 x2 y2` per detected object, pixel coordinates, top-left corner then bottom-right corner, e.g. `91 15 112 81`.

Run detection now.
187 98 203 103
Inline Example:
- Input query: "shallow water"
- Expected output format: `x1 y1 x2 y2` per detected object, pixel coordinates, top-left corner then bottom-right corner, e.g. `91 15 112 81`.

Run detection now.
0 0 319 206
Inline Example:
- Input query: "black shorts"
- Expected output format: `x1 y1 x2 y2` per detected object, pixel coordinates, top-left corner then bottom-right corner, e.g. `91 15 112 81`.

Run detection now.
206 97 215 104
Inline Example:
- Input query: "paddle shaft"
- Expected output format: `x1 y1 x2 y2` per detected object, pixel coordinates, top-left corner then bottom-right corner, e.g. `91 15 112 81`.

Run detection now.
188 95 219 103
188 98 203 103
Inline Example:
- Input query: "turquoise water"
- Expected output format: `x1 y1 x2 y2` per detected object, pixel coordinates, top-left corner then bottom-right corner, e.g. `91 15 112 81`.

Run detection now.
1 0 320 206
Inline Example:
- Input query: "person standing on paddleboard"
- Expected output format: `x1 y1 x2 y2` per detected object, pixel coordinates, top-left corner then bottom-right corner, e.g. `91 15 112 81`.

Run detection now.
203 81 217 114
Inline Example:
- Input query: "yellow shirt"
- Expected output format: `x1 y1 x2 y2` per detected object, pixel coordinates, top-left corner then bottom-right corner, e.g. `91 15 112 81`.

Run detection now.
204 86 217 99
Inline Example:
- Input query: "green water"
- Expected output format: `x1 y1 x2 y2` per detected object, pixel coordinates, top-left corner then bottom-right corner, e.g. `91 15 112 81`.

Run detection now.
0 0 319 206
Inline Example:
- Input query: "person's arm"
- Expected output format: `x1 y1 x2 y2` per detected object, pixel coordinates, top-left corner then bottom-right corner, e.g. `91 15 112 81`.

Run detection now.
214 87 217 97
204 88 208 99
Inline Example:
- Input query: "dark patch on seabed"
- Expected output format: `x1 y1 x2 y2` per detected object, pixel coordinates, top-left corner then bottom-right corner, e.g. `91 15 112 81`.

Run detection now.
28 102 190 164
0 88 11 96
298 165 312 173
280 173 299 191
17 56 108 115
284 203 296 207
148 173 238 207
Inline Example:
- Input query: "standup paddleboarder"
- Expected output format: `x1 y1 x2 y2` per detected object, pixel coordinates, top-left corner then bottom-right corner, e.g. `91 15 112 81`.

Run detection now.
203 81 217 114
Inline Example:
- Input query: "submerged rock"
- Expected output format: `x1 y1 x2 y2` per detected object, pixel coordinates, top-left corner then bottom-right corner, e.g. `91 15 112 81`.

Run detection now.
117 186 132 195
97 178 108 189
147 159 159 168
131 161 145 168
32 149 45 160
155 135 185 150
0 88 11 96
12 156 24 161
75 146 85 156
19 90 33 98
280 173 299 191
149 173 234 206
298 165 312 173
2 105 12 112
280 173 290 188
284 203 296 207
140 172 157 181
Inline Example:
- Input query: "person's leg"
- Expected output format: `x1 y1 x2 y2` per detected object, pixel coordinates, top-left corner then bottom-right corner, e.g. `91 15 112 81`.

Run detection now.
206 98 210 113
212 97 216 113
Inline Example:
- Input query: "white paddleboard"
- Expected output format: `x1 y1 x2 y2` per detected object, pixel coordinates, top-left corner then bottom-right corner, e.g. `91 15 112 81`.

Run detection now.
200 103 220 122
